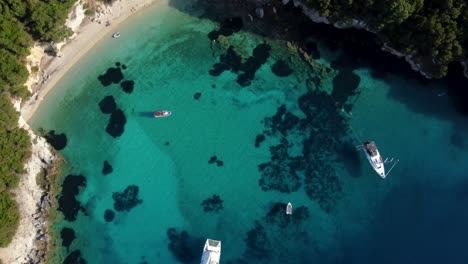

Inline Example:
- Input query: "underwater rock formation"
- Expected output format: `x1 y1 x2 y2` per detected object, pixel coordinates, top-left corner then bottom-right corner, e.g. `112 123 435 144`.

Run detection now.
63 250 87 264
58 175 86 221
210 43 271 86
271 60 293 77
201 194 224 212
208 155 223 167
332 68 361 108
112 185 143 212
99 96 117 114
244 221 270 260
258 139 302 193
166 228 204 263
98 66 124 87
257 91 347 212
208 17 243 40
263 104 300 136
61 227 76 252
265 202 309 228
120 80 135 94
102 160 113 175
194 92 202 100
255 134 265 148
106 108 126 138
104 209 115 222
44 130 67 150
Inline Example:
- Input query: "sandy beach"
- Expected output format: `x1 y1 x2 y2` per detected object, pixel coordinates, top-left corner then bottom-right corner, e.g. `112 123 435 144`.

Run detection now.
21 0 168 121
0 0 167 263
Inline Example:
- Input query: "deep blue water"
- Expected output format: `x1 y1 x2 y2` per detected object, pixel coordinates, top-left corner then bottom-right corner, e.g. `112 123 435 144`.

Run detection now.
31 3 468 264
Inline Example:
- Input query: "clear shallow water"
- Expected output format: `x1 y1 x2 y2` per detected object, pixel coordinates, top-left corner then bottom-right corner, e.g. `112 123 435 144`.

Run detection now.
31 4 468 264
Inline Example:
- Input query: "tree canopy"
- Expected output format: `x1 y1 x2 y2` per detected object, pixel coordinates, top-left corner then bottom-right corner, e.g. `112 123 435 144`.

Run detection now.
306 0 468 77
0 0 75 248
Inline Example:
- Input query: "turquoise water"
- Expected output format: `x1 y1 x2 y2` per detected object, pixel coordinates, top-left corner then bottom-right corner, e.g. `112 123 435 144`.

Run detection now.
31 4 468 264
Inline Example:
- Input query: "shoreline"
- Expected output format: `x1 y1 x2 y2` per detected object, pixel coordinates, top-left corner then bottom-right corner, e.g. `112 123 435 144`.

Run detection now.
21 0 168 122
0 1 167 263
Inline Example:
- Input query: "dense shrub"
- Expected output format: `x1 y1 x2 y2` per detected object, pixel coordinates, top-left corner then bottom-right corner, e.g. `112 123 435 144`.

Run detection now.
306 0 468 77
0 192 20 247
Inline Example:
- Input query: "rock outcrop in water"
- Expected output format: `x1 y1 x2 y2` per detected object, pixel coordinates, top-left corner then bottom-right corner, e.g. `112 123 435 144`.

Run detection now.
61 227 76 252
43 130 67 150
58 175 87 221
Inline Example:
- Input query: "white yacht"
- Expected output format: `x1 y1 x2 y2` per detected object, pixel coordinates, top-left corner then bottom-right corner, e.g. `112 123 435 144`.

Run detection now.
362 141 386 178
200 239 221 264
286 202 292 215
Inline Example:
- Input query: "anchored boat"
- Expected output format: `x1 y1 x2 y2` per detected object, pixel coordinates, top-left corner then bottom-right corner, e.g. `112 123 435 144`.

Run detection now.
361 141 386 178
112 32 121 38
286 202 292 215
153 110 172 118
200 239 221 264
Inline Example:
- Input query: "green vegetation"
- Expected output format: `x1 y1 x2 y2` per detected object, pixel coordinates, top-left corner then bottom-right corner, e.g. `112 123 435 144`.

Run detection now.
0 0 75 248
0 192 20 247
306 0 468 77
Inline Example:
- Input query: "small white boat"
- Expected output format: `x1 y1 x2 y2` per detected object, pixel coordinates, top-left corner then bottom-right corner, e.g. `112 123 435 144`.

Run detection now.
362 141 386 178
112 32 121 38
286 202 292 215
153 110 172 118
200 239 221 264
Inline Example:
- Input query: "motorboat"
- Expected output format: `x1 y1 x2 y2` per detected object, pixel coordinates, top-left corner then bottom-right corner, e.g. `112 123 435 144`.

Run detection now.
200 239 221 264
153 110 172 118
362 141 386 178
286 202 292 215
112 32 121 38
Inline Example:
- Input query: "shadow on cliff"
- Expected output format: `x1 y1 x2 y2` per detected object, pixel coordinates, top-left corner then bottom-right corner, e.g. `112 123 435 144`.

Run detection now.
168 0 468 122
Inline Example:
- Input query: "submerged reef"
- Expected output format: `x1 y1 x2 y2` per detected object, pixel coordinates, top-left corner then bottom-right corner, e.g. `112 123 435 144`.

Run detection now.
201 194 224 212
208 17 243 40
61 227 76 252
104 209 115 222
271 60 293 77
244 221 270 260
265 202 309 228
102 160 113 175
257 90 350 212
63 250 87 264
112 185 143 212
44 130 67 150
331 68 361 109
210 43 271 86
105 108 126 138
254 134 265 148
120 80 135 94
240 202 310 262
98 96 117 114
58 174 87 221
98 66 124 87
258 138 302 193
167 228 204 263
208 155 224 167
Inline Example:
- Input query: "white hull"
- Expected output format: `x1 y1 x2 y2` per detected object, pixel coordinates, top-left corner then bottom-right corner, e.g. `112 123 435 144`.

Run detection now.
153 110 172 118
201 239 221 264
286 202 292 215
362 141 386 178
